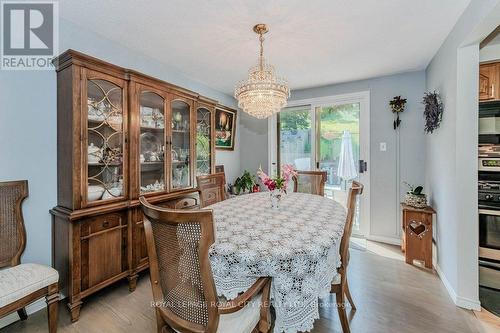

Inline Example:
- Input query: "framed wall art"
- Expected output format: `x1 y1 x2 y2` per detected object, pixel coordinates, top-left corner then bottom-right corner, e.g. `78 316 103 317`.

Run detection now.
215 106 237 150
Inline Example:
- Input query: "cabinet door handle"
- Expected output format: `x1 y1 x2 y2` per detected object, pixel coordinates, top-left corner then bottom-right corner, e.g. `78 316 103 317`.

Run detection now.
491 84 495 98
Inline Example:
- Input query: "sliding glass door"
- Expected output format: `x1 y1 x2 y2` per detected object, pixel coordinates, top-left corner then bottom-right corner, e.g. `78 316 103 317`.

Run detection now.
273 92 369 236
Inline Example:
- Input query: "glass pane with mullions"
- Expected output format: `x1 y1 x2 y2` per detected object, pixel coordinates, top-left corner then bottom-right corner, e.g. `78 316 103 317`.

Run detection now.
86 79 124 203
196 108 211 178
139 92 165 194
278 105 312 172
171 100 191 189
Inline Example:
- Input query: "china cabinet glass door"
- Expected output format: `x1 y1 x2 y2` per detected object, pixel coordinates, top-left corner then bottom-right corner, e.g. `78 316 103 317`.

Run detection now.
196 107 212 177
139 91 165 194
86 77 125 204
170 99 192 190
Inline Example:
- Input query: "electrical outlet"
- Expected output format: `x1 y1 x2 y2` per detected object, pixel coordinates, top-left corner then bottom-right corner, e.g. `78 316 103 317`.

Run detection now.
380 142 387 151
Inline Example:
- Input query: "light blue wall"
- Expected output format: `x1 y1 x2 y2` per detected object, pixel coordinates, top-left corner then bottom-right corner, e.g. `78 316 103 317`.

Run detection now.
240 71 427 242
0 18 237 267
425 0 500 309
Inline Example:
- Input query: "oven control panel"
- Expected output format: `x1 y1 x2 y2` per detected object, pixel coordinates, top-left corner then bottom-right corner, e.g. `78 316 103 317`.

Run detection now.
479 158 500 172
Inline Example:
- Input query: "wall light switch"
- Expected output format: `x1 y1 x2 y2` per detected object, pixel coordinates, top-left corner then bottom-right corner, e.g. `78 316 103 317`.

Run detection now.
380 142 387 151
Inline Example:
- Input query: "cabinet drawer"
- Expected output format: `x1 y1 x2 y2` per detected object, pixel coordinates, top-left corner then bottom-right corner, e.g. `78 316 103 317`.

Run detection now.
81 213 122 236
160 195 199 210
174 197 198 209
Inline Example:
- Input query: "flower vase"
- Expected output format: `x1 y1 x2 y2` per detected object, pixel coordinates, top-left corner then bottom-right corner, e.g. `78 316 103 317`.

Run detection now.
270 189 284 209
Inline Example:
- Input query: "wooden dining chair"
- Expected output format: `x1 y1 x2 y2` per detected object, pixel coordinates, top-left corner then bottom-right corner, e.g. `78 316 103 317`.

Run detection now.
330 181 363 333
197 172 226 208
0 180 59 333
215 165 225 174
293 170 328 196
139 196 272 333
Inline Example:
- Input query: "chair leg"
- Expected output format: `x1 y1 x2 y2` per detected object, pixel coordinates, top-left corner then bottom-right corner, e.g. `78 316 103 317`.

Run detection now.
155 308 168 333
344 279 356 310
17 307 28 320
258 279 272 333
336 291 351 333
46 283 59 333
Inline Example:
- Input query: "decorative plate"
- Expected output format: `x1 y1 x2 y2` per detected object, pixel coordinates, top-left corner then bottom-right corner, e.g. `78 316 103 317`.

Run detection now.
140 132 162 154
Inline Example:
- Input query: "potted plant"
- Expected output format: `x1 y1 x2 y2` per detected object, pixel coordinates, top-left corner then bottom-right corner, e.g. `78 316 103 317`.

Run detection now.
233 170 256 195
403 182 427 208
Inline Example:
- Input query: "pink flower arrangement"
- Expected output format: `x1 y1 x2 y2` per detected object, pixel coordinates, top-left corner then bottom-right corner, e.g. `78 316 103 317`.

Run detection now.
257 164 297 192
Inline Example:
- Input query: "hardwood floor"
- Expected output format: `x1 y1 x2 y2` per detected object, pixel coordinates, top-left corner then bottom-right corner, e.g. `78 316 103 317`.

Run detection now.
1 244 483 333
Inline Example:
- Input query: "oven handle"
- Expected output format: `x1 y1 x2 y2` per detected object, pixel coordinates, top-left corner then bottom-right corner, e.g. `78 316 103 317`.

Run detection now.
479 259 500 270
479 209 500 216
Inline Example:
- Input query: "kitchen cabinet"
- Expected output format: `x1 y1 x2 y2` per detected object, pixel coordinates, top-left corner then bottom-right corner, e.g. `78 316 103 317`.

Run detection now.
480 62 500 102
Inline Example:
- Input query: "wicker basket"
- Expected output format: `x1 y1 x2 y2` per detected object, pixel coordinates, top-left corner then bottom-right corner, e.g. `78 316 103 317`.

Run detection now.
404 193 427 208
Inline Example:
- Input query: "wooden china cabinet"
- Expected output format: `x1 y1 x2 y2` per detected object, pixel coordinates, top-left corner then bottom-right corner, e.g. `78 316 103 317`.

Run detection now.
50 50 216 321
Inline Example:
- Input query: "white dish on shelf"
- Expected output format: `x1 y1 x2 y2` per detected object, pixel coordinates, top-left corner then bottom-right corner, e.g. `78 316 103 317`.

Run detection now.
102 187 122 200
88 185 105 202
88 143 102 164
140 132 161 155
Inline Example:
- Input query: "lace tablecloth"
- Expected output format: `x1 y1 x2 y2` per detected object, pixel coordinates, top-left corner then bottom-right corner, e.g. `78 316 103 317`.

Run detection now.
207 192 346 333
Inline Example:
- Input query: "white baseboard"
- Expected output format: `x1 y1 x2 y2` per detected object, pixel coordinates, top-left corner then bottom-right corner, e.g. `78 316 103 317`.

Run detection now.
0 298 46 329
366 234 401 246
435 264 481 311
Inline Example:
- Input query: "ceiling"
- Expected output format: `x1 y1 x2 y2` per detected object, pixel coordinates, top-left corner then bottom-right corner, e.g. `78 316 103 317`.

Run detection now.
60 0 471 95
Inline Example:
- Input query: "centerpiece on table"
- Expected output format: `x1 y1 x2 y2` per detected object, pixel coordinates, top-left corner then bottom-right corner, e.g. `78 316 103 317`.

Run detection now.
257 164 297 209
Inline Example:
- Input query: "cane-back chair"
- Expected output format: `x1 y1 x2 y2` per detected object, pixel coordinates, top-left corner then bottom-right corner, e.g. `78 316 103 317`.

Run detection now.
293 170 328 196
330 181 363 333
140 196 271 333
0 180 59 332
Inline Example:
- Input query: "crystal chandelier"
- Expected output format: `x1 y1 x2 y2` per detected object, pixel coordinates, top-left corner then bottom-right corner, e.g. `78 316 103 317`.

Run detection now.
234 24 290 119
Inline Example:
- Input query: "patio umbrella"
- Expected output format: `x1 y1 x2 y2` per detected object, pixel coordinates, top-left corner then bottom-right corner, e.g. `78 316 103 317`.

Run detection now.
337 130 358 183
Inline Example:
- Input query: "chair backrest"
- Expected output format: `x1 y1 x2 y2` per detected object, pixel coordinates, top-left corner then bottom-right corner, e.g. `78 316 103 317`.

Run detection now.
197 172 226 208
293 170 327 196
0 180 28 268
140 196 220 333
215 165 225 174
339 181 363 273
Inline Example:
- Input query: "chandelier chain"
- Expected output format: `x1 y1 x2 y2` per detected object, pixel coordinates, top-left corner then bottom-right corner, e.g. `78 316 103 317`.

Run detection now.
259 33 264 71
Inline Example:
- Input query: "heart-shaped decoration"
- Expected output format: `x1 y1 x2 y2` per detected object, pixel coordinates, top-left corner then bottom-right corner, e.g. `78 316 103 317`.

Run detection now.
409 221 427 237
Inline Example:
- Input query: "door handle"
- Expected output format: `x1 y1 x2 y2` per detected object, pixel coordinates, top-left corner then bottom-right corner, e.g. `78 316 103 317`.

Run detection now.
359 160 367 173
479 259 500 270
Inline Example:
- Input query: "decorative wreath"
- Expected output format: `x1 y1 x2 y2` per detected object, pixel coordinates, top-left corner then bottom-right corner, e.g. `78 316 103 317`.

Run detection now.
422 91 443 134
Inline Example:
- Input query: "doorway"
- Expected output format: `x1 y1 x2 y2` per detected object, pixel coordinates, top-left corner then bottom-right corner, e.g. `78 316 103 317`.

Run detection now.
268 91 370 236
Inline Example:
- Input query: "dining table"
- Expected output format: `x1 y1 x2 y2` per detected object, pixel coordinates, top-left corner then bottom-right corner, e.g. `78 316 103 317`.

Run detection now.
207 191 347 333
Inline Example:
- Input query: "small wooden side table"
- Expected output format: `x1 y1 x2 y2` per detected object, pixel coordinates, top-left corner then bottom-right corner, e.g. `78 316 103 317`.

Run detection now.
401 203 436 269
